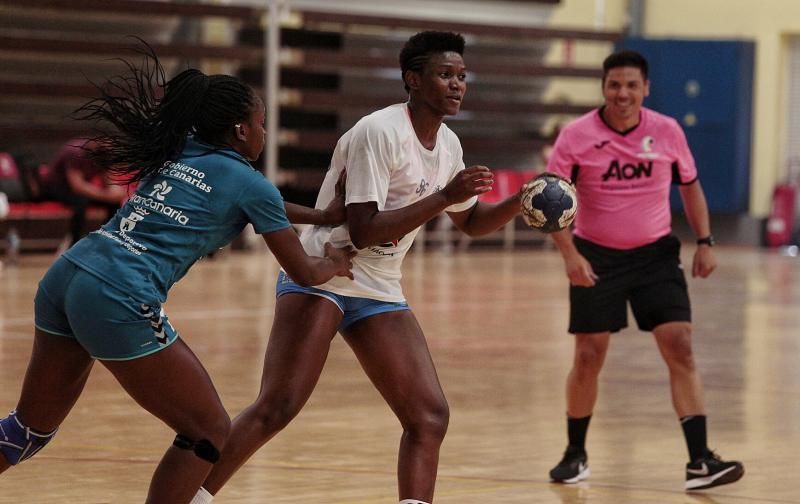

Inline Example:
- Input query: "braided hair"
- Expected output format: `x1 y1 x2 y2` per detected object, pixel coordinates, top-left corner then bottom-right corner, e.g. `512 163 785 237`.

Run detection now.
399 31 465 93
74 42 256 183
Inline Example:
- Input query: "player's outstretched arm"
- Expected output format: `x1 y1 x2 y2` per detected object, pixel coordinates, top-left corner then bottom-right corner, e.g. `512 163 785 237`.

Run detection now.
347 165 492 249
283 170 347 226
262 228 355 286
284 201 345 226
447 189 519 237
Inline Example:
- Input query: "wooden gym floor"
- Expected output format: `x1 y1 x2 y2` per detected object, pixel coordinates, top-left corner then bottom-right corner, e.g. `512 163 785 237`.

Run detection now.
1 245 798 503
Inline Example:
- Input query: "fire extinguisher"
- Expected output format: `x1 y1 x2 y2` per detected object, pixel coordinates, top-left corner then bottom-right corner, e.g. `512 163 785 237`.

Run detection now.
765 158 800 247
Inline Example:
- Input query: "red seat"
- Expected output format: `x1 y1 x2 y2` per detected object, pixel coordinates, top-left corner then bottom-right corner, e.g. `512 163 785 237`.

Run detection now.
8 201 73 219
1 153 118 257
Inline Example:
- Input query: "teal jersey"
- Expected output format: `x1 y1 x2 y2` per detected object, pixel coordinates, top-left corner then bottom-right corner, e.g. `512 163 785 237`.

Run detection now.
64 138 291 304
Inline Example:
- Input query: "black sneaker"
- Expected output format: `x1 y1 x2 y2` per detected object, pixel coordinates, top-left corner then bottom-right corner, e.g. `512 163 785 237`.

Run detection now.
685 451 744 490
549 446 590 483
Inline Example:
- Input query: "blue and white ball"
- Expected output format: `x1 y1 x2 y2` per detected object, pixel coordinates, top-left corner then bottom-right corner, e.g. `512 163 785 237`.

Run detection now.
520 173 577 233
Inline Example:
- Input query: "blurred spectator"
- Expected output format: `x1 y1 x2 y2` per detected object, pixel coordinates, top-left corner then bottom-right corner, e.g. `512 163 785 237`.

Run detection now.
0 152 32 203
38 138 127 248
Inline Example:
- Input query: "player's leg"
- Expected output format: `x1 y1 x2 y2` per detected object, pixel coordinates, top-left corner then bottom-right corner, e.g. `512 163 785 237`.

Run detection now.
200 292 343 496
341 310 447 504
551 246 625 485
0 328 94 473
102 338 230 504
548 330 610 483
629 238 701 418
630 241 708 456
631 236 743 490
567 331 611 418
52 266 232 503
1 258 96 472
652 322 704 417
651 321 744 490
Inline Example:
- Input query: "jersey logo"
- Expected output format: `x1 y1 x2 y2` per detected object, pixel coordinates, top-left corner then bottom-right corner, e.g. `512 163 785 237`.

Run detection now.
594 140 610 149
687 463 709 476
368 235 404 256
415 179 430 196
602 160 653 181
120 209 147 232
637 136 660 159
149 181 173 201
140 304 169 346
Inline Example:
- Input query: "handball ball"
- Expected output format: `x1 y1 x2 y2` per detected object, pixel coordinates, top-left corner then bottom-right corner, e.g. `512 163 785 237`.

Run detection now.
520 173 577 233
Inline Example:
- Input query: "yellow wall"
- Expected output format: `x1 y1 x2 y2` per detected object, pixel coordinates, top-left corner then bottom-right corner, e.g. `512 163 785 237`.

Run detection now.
542 0 625 130
547 0 800 216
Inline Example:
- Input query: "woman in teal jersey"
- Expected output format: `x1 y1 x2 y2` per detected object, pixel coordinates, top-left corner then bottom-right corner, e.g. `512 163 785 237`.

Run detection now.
0 45 354 504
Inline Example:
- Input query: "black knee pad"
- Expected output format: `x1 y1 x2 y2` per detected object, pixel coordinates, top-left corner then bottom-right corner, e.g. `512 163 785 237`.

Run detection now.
173 433 220 464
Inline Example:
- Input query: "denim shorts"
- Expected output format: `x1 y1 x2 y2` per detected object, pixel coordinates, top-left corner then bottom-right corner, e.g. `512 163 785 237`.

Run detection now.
34 257 178 360
275 271 409 330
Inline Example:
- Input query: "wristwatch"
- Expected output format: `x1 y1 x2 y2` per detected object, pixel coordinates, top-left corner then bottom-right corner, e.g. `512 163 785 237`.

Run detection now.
696 235 715 247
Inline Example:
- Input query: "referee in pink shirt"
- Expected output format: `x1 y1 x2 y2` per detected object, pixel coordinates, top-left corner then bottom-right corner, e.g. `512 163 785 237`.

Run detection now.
546 50 744 491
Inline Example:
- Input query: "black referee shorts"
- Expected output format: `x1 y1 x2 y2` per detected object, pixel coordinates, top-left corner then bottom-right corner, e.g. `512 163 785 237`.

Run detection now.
568 235 691 334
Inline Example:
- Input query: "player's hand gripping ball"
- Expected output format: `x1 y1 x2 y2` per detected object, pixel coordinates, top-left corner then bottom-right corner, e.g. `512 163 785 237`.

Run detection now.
520 172 577 233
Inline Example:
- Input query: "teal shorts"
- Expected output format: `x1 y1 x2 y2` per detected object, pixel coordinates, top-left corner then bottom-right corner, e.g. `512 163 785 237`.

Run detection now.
275 271 409 330
34 257 178 361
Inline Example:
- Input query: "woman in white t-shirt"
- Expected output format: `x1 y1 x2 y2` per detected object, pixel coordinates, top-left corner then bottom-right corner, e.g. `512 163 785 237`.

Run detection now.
194 31 524 504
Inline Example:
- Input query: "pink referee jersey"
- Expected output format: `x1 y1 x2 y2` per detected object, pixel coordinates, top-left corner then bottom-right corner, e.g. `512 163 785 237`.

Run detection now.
547 107 697 250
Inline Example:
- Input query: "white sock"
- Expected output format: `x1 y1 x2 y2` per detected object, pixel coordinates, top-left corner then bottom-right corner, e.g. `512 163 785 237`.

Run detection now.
191 487 214 504
399 500 430 504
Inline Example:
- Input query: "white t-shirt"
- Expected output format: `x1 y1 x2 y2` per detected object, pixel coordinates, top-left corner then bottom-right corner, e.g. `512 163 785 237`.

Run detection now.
298 103 477 302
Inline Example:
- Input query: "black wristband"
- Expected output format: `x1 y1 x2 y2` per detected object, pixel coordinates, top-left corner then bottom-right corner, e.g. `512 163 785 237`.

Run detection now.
696 235 715 246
